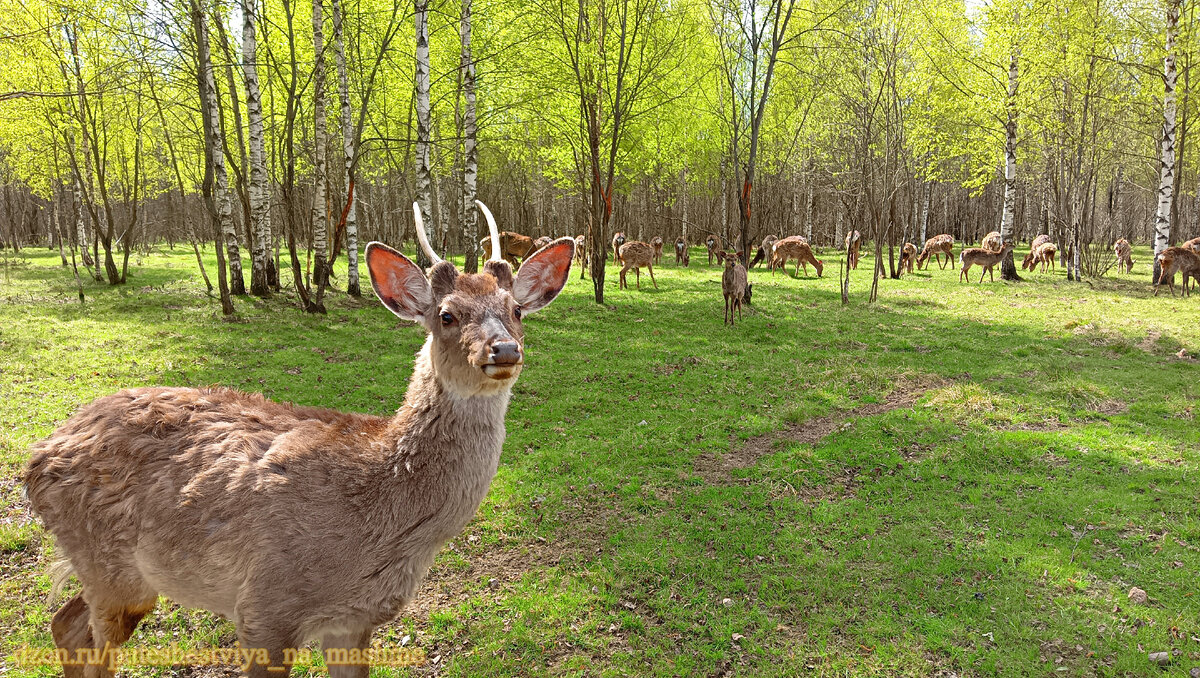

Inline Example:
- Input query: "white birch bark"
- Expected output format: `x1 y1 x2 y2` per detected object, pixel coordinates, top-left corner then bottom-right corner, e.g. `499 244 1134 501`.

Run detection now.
414 0 433 266
805 179 814 241
460 0 478 271
680 168 689 242
920 182 929 244
243 0 271 296
1154 0 1180 282
1000 49 1020 278
312 0 330 288
331 0 358 294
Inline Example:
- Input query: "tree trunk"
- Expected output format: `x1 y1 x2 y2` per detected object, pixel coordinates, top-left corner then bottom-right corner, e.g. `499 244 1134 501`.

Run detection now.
414 0 434 269
459 0 479 273
312 0 331 290
1000 49 1021 280
1154 0 1180 285
331 0 359 294
244 0 273 296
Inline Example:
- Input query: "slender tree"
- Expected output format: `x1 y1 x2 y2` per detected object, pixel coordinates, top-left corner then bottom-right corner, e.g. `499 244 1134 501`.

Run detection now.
1153 0 1180 285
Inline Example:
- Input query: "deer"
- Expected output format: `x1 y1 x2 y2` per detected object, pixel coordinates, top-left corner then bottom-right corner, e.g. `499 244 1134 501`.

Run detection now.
1114 238 1135 274
705 234 722 265
1181 236 1200 255
897 242 918 277
611 232 627 261
916 234 954 270
533 235 552 251
22 200 575 678
479 230 534 269
771 236 823 277
618 240 657 290
959 241 1014 283
650 236 664 264
1032 242 1057 272
981 231 1002 252
1022 234 1051 271
674 237 690 266
722 251 748 325
1154 246 1200 297
749 234 778 268
574 235 588 279
844 230 862 269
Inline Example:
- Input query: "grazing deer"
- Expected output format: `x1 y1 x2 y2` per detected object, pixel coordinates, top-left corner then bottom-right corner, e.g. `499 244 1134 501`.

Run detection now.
533 235 552 251
959 242 1014 283
575 234 588 279
1154 246 1200 296
618 241 657 290
1181 236 1200 255
844 230 862 269
22 200 575 678
1022 234 1051 271
771 236 823 277
722 251 748 325
480 230 534 269
897 242 918 277
1032 242 1057 272
650 236 664 264
981 231 1002 252
611 232 627 261
749 234 778 268
916 234 954 270
674 237 690 266
705 234 723 265
1114 238 1135 273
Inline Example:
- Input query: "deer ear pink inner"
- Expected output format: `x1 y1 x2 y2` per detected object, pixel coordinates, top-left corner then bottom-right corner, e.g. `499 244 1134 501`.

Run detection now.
366 243 433 320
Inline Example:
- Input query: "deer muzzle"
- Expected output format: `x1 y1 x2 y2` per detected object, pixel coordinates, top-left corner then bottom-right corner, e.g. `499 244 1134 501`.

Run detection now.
482 340 523 380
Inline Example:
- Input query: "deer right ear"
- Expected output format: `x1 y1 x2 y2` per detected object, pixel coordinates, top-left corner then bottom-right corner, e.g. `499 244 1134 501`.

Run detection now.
366 242 433 322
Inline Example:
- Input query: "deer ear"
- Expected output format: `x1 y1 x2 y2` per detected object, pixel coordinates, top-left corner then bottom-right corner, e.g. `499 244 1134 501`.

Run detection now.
366 242 433 322
512 237 574 314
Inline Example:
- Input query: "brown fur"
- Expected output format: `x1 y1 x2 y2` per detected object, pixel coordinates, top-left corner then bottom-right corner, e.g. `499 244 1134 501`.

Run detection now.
479 231 534 270
981 231 1002 253
897 242 917 277
611 232 626 261
1114 238 1134 274
533 236 552 251
705 234 722 265
721 252 748 325
24 239 577 677
1031 242 1057 273
650 236 664 264
749 235 777 268
1154 246 1200 297
916 234 954 270
1022 234 1051 271
618 241 657 290
674 237 690 266
844 230 862 269
771 236 822 277
574 235 587 279
1180 237 1200 255
958 242 1014 283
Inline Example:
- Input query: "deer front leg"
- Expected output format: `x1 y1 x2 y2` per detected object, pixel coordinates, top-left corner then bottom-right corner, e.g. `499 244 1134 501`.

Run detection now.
648 265 657 289
321 628 374 678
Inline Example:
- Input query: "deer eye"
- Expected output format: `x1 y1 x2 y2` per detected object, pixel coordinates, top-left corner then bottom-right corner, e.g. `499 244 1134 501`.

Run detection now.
440 312 455 326
513 306 523 320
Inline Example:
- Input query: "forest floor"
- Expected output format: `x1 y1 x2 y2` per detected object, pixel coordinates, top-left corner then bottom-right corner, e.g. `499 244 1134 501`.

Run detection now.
1 243 1198 677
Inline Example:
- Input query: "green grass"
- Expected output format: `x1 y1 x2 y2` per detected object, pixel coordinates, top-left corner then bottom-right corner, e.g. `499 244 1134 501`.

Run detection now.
1 242 1198 676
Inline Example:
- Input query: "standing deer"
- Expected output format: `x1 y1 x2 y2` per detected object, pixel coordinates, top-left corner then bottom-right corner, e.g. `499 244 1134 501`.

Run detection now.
916 234 955 270
981 231 1002 252
618 241 657 290
611 232 627 261
959 242 1014 283
897 242 917 277
749 234 778 268
1154 246 1200 296
705 234 722 265
650 236 664 264
575 234 588 279
1114 238 1135 274
771 236 823 277
844 230 862 269
22 201 575 678
1022 234 1051 271
722 251 748 325
1181 236 1200 255
480 230 534 269
1032 242 1057 272
674 237 690 266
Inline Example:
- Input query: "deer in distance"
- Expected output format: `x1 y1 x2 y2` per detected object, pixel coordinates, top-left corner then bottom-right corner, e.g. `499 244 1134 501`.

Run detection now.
23 200 575 678
1022 234 1051 271
722 251 748 325
1032 242 1057 272
618 240 658 290
611 231 627 261
897 242 917 277
749 234 777 268
959 241 1014 283
771 236 823 277
675 237 690 266
916 234 955 270
844 230 862 269
1154 246 1200 296
1113 238 1135 274
480 230 534 269
1181 236 1200 255
650 236 664 264
705 234 722 264
981 231 1002 252
574 234 588 278
533 235 552 251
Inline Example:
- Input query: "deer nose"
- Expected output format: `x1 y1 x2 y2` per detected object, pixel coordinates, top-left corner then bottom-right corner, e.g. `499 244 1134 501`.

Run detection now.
489 342 522 366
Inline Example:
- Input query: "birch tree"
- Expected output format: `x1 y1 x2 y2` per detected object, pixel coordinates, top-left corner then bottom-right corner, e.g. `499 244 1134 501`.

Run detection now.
312 0 331 291
243 0 274 296
459 0 479 273
414 0 434 269
331 0 359 295
999 48 1020 280
1153 0 1180 284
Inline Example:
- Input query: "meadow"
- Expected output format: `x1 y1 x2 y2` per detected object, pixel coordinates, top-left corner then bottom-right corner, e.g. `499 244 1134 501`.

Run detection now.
0 242 1197 677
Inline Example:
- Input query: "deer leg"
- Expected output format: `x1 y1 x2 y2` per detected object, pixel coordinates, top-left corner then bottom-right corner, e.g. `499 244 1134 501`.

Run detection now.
51 594 93 678
86 597 156 678
321 627 374 678
648 265 657 289
635 267 641 290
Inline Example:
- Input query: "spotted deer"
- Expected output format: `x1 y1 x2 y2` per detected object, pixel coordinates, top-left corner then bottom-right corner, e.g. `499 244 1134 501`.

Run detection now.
1022 234 1051 271
705 234 722 265
650 236 664 264
981 231 1002 252
771 236 822 277
844 230 862 269
958 242 1014 283
897 242 918 277
1032 242 1057 272
722 251 748 325
674 237 690 266
1154 246 1200 296
749 234 777 268
1181 237 1200 255
611 232 627 261
1114 238 1135 274
618 240 657 290
480 230 534 269
23 201 575 678
916 234 954 270
533 235 552 251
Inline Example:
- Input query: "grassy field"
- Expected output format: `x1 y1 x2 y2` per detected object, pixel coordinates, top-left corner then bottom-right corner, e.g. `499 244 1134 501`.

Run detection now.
1 241 1198 677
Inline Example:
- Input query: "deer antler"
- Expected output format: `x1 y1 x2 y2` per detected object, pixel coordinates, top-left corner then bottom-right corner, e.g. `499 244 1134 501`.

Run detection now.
475 200 502 263
412 202 443 266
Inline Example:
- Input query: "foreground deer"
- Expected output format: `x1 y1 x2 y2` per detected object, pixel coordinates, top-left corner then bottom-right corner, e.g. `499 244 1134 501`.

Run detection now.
618 240 657 290
1154 246 1200 296
1114 238 1135 274
771 236 823 277
916 234 954 270
981 231 1001 252
749 234 777 268
959 241 1014 283
611 232 626 261
722 251 748 325
897 242 917 277
1031 242 1057 272
480 230 535 269
674 237 690 266
705 234 722 264
1022 234 1051 271
650 236 664 264
844 230 862 269
24 201 574 678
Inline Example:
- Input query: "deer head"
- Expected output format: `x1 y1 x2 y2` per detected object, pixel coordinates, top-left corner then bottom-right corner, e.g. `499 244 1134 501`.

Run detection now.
366 201 574 396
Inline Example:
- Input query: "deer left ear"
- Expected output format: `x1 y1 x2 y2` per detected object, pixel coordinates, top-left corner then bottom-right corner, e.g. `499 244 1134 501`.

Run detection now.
512 237 574 314
366 242 433 322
